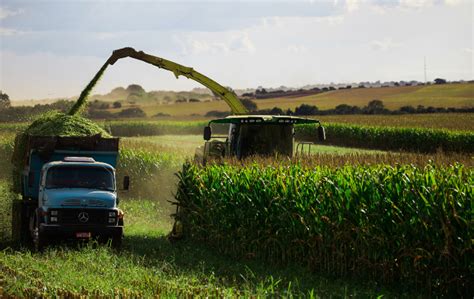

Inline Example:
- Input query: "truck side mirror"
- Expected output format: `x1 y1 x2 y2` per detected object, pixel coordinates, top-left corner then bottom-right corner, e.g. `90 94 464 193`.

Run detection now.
318 126 326 141
203 126 212 141
123 176 130 191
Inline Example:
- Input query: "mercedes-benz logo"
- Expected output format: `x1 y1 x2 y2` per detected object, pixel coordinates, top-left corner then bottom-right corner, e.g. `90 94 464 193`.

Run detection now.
78 212 89 223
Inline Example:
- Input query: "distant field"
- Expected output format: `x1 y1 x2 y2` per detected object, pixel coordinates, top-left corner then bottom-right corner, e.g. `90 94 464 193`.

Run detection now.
258 83 474 111
142 83 474 116
316 113 474 131
9 83 473 117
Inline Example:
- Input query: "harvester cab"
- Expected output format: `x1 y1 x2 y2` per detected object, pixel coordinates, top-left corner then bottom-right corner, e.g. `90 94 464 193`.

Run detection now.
195 115 326 162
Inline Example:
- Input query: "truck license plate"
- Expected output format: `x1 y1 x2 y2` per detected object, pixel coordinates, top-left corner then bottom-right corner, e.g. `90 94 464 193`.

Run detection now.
76 232 91 238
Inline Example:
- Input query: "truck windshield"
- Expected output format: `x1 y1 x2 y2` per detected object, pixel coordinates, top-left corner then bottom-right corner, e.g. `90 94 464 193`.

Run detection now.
46 166 115 191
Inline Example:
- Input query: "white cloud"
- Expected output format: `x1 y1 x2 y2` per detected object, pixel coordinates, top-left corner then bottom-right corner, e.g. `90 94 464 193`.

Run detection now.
261 15 344 28
0 27 25 36
0 6 24 20
370 38 403 51
93 32 123 40
179 31 256 55
398 0 435 8
444 0 463 6
346 0 364 12
230 32 256 53
341 0 460 13
461 47 473 53
287 45 308 54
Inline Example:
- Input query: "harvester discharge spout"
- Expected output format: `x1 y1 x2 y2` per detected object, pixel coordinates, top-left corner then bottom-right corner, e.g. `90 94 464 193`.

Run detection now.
69 47 249 116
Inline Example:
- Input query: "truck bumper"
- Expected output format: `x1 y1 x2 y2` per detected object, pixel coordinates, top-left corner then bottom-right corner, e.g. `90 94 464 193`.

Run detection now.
39 224 123 239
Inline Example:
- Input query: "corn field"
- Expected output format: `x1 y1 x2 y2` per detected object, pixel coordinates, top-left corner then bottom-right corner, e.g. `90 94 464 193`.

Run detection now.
106 120 474 153
1 120 472 153
297 123 474 153
175 162 473 296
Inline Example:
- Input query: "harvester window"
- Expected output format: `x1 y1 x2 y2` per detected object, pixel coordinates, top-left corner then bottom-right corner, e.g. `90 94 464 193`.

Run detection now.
238 124 293 158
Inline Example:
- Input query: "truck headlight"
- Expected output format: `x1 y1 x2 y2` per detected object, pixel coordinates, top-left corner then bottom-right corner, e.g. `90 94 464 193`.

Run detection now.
50 216 58 222
108 218 116 223
50 210 58 216
108 212 116 217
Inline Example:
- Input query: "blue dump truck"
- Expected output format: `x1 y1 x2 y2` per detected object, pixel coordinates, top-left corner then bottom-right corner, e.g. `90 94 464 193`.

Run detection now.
12 135 128 250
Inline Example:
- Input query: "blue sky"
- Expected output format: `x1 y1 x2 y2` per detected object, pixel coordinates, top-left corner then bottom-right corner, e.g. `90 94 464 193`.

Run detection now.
1 0 472 100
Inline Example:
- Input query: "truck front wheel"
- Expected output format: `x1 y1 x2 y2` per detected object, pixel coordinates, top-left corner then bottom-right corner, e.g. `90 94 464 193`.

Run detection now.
31 216 46 252
110 235 122 249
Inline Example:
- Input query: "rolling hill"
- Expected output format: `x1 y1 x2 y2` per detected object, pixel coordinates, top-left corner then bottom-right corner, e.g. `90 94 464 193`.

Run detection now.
143 83 474 117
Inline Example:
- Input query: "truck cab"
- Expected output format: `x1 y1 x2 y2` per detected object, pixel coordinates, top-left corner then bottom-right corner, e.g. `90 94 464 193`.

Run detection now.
12 136 127 250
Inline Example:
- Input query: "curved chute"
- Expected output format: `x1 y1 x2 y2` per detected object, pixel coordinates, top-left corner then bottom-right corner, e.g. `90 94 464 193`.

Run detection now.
69 47 248 115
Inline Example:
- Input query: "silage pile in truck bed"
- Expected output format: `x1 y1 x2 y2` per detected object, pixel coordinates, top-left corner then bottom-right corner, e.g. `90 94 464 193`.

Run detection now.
10 112 111 193
22 111 109 137
11 111 111 169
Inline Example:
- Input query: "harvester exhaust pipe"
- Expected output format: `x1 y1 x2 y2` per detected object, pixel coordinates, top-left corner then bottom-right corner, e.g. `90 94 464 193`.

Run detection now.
318 125 326 141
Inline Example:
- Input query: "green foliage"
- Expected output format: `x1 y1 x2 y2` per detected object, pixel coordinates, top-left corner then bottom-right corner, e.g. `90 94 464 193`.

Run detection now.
0 100 73 122
0 91 11 109
294 104 319 115
241 98 258 112
175 162 473 296
108 120 206 136
0 181 18 244
116 147 183 198
117 107 146 118
297 123 474 153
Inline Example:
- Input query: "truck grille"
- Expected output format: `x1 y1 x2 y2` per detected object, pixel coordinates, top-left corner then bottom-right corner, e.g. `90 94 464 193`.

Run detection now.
54 209 109 225
62 199 81 206
88 199 106 207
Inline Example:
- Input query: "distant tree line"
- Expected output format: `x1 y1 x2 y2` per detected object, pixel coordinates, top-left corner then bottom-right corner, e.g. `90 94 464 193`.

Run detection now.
0 92 149 122
206 99 474 117
245 87 331 99
244 78 470 99
258 100 474 116
0 99 74 122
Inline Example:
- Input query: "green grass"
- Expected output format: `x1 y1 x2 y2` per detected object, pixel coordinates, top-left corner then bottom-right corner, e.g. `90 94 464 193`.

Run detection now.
0 181 18 244
130 134 385 156
0 197 409 298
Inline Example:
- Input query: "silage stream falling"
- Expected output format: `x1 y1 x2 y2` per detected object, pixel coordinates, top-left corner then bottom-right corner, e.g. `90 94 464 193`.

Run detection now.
68 60 111 116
